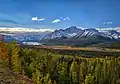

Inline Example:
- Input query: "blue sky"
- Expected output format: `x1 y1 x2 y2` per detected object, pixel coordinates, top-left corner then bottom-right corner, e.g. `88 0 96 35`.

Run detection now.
0 0 120 29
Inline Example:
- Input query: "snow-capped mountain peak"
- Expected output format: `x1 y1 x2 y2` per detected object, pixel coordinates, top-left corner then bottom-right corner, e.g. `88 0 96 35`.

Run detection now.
43 26 120 40
43 26 82 39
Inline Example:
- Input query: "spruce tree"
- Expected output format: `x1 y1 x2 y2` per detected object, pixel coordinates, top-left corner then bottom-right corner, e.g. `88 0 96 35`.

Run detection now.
85 74 94 84
11 45 21 72
32 69 41 84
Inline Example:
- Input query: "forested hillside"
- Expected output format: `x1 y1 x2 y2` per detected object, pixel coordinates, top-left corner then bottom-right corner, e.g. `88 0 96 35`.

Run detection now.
0 42 120 84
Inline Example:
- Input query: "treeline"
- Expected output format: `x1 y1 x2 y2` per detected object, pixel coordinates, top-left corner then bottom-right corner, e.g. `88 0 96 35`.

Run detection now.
0 42 120 84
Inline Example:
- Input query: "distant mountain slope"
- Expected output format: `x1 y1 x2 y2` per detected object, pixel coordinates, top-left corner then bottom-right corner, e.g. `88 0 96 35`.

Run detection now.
100 30 120 39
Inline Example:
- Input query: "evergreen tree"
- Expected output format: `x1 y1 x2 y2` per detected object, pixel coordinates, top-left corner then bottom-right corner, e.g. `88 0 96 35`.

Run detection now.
44 73 51 84
70 60 78 84
32 69 41 84
11 45 21 72
94 62 101 84
85 74 94 84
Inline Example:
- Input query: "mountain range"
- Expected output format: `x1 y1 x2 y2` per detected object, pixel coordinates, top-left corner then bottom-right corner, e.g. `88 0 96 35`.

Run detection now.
43 26 120 40
41 26 120 46
1 26 120 46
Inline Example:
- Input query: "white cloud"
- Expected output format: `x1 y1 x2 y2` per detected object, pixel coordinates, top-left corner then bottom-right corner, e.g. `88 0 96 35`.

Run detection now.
52 19 60 23
107 21 112 24
39 18 45 21
31 17 45 21
63 17 70 20
103 21 112 24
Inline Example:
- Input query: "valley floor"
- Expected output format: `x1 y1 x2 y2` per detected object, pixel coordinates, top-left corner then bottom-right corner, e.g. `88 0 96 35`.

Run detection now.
21 45 120 57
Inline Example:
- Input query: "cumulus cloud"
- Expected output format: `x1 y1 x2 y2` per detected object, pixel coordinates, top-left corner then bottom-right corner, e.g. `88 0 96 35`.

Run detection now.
31 17 45 21
52 19 60 23
63 17 70 20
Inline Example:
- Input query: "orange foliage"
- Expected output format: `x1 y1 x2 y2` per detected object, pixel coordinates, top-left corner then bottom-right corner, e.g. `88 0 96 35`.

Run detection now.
0 42 8 61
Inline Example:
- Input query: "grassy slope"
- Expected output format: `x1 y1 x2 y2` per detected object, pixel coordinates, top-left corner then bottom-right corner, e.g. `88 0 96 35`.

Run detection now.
0 63 33 84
